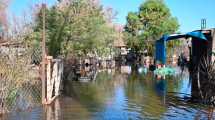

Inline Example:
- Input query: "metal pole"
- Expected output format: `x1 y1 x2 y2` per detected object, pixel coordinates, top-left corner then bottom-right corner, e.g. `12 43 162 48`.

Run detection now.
42 3 46 104
201 19 206 30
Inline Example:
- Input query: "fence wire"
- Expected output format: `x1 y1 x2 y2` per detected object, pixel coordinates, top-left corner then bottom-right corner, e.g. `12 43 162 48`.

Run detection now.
0 42 42 114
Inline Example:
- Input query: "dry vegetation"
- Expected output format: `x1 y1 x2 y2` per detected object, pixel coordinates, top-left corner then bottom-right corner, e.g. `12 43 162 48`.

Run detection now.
198 57 215 105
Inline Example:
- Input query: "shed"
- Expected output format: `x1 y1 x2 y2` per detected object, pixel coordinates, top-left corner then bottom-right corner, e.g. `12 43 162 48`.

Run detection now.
155 30 208 65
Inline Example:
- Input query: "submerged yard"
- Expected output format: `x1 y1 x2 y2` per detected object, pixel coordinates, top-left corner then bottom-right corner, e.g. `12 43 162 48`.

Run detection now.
3 68 215 120
1 0 215 120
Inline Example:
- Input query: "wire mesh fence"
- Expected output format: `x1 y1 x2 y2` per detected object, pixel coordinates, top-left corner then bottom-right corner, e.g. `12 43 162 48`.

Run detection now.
0 42 42 114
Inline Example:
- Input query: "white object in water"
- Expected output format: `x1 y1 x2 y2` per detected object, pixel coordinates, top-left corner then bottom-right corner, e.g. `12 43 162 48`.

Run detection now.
138 67 147 74
79 77 91 82
138 67 143 73
121 66 132 74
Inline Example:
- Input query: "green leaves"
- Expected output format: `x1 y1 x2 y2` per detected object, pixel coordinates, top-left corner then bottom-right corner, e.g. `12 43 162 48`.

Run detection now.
125 0 179 55
33 0 116 58
125 12 142 36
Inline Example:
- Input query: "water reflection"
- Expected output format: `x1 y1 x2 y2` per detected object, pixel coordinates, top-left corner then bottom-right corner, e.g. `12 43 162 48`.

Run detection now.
44 99 61 120
3 69 215 120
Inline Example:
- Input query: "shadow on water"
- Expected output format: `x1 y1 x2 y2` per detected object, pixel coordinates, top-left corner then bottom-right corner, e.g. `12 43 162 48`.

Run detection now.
3 68 215 120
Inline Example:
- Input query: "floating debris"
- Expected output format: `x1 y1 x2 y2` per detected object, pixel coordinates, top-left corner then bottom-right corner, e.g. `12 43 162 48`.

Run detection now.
154 67 175 76
138 67 147 74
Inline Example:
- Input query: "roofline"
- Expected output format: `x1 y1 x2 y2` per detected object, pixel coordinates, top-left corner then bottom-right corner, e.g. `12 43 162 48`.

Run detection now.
0 41 23 46
167 28 215 37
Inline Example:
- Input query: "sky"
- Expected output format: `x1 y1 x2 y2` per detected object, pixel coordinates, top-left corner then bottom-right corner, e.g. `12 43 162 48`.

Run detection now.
8 0 215 33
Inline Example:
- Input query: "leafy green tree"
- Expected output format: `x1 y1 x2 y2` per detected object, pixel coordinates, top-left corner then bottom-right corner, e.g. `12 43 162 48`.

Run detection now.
125 0 179 55
33 0 116 58
125 12 142 36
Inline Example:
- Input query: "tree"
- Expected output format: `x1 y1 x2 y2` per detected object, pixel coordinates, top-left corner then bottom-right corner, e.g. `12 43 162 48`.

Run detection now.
0 0 10 37
125 12 142 36
33 0 116 58
125 0 179 55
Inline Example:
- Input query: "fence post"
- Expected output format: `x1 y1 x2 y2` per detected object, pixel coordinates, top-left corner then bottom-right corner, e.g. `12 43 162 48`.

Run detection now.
46 56 53 102
42 3 46 104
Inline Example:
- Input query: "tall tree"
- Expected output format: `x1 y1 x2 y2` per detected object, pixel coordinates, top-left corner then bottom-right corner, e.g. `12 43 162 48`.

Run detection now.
125 0 179 55
33 0 116 58
0 0 10 37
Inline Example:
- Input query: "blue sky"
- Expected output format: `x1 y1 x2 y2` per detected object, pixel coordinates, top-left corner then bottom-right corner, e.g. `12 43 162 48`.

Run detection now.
9 0 56 13
9 0 215 33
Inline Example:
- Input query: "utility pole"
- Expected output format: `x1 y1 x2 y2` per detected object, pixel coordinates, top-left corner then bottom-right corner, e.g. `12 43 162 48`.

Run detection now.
42 3 46 104
201 19 206 30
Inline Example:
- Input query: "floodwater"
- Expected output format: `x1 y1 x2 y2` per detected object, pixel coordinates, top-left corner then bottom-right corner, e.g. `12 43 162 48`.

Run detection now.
3 68 215 120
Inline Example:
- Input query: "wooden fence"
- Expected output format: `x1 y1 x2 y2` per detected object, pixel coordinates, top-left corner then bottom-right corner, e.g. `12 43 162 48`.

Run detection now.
45 56 64 104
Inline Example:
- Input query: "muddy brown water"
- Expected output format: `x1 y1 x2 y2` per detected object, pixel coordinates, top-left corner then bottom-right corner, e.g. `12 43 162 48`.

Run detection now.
3 69 215 120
